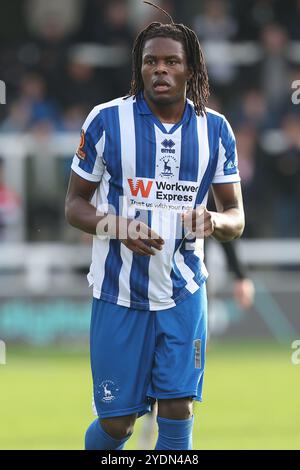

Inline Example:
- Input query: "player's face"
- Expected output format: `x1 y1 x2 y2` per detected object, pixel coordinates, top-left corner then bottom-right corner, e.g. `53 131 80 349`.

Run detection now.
141 37 191 106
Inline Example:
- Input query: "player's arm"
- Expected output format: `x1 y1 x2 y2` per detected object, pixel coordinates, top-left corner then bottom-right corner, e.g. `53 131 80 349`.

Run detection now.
65 171 164 256
65 171 100 235
221 240 255 309
182 182 244 242
209 181 245 242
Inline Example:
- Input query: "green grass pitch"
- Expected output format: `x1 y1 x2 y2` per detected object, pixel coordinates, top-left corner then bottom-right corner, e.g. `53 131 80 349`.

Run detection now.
0 341 299 450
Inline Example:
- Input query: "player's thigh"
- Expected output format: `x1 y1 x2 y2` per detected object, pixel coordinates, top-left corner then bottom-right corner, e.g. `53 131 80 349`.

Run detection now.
90 298 156 418
149 283 208 400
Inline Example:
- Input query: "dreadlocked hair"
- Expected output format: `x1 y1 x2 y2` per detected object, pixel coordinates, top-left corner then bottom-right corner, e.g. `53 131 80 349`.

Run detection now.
127 22 210 116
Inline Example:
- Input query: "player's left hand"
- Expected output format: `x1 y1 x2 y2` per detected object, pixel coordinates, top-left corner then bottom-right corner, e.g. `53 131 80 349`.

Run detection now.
234 278 255 310
182 205 216 239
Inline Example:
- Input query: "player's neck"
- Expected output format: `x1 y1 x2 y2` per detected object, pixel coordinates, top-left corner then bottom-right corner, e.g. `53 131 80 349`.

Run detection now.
143 93 186 124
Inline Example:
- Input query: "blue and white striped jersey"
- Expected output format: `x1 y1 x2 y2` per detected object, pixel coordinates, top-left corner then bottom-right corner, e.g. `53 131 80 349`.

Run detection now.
71 93 240 310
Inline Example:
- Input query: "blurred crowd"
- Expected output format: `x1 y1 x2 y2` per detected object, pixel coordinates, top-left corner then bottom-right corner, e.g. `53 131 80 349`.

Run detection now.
1 0 300 240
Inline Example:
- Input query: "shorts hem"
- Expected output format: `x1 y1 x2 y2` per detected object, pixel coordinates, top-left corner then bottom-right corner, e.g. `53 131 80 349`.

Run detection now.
147 391 202 402
96 403 151 419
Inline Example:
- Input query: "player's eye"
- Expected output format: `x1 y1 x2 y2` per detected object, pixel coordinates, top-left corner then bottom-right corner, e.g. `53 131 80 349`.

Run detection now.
167 60 177 65
145 58 155 65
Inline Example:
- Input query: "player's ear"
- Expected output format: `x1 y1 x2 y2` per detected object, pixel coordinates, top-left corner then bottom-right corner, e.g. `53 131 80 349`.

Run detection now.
187 68 193 83
186 69 193 92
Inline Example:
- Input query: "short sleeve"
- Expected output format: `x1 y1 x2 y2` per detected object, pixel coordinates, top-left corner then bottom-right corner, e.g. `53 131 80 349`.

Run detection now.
71 107 105 182
212 116 240 184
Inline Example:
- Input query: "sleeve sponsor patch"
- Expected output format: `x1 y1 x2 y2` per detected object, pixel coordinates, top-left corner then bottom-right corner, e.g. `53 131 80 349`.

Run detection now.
224 153 238 175
76 129 86 160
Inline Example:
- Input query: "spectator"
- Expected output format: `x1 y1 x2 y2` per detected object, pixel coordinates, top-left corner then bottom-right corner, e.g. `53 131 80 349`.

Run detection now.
267 113 300 237
81 0 134 45
0 158 22 242
58 56 102 113
235 123 265 237
260 23 290 110
238 23 291 122
229 88 270 130
133 0 175 31
194 0 238 42
277 0 300 40
20 72 60 131
25 0 84 39
234 0 280 40
193 0 239 105
0 100 31 133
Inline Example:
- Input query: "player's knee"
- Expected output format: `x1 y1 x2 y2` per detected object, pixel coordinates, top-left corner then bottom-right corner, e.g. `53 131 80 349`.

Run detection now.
158 397 193 420
100 414 137 440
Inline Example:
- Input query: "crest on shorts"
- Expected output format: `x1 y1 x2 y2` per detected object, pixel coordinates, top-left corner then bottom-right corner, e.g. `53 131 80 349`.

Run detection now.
76 129 86 160
97 380 119 404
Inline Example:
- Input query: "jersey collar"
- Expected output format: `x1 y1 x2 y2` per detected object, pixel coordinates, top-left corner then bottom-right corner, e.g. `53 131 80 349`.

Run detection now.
135 92 193 134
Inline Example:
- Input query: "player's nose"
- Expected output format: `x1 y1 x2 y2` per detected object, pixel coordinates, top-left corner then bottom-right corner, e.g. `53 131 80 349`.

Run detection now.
154 60 168 74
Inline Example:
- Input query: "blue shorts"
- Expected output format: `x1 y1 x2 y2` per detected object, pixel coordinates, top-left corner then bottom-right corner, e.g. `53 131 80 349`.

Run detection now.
90 283 207 419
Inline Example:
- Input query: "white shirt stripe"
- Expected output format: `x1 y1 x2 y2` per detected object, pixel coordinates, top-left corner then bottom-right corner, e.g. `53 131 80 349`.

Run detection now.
117 100 135 305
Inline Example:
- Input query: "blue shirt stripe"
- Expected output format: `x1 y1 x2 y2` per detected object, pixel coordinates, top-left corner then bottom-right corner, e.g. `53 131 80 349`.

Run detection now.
129 210 152 309
133 103 156 179
179 106 199 182
195 112 221 205
220 119 238 176
79 112 104 174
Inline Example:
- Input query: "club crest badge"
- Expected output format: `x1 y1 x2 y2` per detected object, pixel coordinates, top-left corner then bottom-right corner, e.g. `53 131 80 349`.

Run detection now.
97 380 119 404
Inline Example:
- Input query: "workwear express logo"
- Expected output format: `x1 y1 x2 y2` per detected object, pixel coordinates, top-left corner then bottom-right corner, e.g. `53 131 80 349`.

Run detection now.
127 178 198 206
128 178 153 198
0 80 6 104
